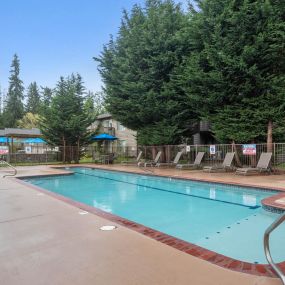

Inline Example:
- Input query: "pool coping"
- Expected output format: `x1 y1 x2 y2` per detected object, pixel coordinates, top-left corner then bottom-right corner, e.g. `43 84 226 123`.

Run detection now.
13 167 285 278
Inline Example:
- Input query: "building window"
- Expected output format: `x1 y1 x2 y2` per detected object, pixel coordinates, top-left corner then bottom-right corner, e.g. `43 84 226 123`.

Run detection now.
117 122 125 131
103 120 112 128
119 140 126 152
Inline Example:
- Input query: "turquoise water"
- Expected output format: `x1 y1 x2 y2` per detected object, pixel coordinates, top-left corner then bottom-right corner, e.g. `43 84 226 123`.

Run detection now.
24 167 285 263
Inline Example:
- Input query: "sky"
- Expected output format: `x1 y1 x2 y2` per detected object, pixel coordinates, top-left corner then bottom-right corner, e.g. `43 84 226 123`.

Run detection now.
0 0 188 94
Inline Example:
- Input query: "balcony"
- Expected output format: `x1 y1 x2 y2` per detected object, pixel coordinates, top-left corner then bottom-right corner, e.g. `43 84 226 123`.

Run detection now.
101 127 115 136
199 121 211 132
187 121 211 134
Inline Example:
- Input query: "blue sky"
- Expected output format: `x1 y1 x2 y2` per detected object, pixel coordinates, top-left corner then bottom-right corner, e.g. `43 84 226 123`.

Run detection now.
0 0 188 94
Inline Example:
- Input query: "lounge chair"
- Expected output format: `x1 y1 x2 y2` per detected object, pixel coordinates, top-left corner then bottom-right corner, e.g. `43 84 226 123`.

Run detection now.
140 151 162 167
176 152 205 169
203 152 235 172
236 152 272 175
156 151 183 168
121 151 143 166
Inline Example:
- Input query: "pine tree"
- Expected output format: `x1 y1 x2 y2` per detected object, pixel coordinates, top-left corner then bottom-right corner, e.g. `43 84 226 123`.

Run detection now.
41 86 53 107
3 54 24 127
26 82 41 114
181 0 285 144
40 74 93 162
96 0 197 145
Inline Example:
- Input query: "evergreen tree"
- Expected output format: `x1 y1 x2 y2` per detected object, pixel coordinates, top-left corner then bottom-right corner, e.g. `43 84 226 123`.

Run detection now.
3 54 24 127
84 91 106 120
26 82 41 114
96 0 197 145
41 86 53 107
40 74 93 162
181 0 285 145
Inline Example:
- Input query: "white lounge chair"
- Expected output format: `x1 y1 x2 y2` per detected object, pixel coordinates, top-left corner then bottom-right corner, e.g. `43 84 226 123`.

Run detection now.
176 152 205 170
156 151 183 168
236 152 272 175
121 151 142 166
203 152 235 172
140 151 162 167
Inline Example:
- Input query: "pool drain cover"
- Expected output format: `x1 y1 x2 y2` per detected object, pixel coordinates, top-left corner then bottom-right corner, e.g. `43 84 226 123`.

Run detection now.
100 225 117 231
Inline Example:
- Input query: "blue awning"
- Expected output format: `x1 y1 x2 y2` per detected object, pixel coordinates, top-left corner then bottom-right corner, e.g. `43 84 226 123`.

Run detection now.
23 138 47 144
91 133 118 141
0 137 11 143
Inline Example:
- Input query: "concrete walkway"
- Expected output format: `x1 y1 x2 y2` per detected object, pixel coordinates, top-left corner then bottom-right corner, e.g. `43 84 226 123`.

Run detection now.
0 165 283 285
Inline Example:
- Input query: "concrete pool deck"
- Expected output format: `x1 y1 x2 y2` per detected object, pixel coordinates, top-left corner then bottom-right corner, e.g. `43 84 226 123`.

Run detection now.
0 165 284 285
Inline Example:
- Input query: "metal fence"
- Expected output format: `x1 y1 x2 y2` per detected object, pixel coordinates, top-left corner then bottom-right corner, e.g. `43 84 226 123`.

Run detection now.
1 142 285 169
137 143 285 168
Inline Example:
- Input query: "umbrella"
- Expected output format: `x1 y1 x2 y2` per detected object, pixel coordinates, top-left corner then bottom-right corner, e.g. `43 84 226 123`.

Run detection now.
23 138 47 144
91 133 118 141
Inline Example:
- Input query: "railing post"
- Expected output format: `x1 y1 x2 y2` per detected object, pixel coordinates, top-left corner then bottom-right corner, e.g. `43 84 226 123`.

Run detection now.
264 213 285 284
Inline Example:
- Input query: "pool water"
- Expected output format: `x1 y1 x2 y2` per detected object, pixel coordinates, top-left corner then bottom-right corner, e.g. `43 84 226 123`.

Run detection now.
24 167 285 264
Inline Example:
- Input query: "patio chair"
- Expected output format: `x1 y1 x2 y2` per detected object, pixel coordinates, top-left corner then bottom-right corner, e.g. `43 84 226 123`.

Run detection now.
235 152 272 175
156 151 183 168
140 151 162 167
203 152 235 172
101 153 116 164
121 151 143 166
176 152 205 170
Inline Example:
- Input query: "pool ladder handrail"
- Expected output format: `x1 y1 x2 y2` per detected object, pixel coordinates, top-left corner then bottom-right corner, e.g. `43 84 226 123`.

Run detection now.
0 160 17 178
264 212 285 285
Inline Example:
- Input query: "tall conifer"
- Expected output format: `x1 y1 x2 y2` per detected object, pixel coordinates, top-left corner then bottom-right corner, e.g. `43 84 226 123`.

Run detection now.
3 54 24 127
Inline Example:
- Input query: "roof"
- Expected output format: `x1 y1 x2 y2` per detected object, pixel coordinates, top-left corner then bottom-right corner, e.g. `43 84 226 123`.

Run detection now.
0 128 42 138
97 113 112 120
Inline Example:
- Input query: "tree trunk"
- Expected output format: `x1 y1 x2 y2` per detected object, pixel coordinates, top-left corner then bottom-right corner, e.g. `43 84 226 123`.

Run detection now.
267 120 273 153
76 139 80 163
63 137 66 163
232 141 242 167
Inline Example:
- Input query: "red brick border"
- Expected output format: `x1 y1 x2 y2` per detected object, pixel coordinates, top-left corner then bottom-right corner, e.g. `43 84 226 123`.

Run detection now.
13 171 285 278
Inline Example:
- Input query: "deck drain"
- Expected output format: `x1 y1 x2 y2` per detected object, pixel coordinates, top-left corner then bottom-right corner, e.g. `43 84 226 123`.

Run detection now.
37 193 44 196
100 225 117 231
78 211 89 215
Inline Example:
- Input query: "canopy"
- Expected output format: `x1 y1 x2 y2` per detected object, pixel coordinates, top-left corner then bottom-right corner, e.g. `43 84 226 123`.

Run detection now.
23 138 47 144
91 133 118 141
0 137 11 143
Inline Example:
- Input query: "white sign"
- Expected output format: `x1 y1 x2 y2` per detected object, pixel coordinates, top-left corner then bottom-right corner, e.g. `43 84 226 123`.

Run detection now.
25 146 32 153
186 145 190 153
210 145 216 155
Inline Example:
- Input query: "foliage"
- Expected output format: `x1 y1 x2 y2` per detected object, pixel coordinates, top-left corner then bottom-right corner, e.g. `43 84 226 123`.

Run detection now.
180 0 285 143
84 91 106 121
96 0 198 145
41 86 53 109
17 112 41 129
26 82 41 114
3 54 25 127
40 74 94 162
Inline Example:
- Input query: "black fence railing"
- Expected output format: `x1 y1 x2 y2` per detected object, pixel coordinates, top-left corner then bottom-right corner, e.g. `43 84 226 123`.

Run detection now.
0 143 284 169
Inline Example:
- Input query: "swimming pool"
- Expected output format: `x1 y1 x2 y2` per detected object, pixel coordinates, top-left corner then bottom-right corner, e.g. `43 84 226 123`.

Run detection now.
24 167 285 264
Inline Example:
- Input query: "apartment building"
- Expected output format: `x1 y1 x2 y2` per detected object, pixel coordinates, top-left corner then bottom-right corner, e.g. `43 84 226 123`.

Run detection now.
89 113 137 154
